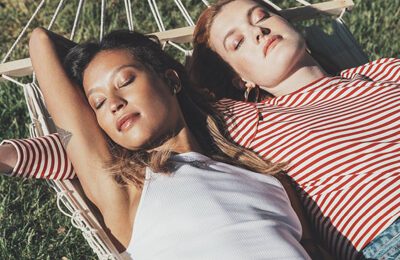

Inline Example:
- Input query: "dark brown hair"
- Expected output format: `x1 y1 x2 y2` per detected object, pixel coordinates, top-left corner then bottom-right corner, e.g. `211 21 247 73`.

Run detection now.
64 30 285 188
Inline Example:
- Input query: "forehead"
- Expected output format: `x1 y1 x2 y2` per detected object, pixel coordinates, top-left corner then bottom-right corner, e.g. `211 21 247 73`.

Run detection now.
86 49 136 74
82 49 140 90
209 0 259 48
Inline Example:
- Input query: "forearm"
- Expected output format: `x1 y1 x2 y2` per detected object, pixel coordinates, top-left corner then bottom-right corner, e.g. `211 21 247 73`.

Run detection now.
0 134 75 179
35 27 76 60
0 143 17 174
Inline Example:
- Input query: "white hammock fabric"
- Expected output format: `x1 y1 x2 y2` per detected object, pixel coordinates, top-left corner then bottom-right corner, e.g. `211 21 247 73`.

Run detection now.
0 0 367 258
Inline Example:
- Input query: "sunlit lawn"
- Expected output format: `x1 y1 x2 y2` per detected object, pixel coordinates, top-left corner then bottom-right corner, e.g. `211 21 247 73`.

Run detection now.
0 0 398 258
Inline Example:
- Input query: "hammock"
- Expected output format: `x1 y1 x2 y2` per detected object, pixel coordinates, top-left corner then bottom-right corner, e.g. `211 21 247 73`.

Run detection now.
0 0 368 259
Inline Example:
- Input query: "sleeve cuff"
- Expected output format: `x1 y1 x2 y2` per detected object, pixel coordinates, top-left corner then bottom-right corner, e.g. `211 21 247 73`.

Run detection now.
0 139 23 176
0 134 76 180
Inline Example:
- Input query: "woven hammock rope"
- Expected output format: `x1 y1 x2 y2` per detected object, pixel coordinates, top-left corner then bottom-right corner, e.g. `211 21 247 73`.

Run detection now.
0 1 362 259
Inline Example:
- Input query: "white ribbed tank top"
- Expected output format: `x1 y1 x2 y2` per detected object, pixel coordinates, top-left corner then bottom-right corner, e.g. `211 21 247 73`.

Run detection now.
121 152 310 260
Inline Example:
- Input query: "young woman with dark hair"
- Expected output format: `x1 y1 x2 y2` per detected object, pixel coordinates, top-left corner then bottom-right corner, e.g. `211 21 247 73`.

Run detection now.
0 28 313 259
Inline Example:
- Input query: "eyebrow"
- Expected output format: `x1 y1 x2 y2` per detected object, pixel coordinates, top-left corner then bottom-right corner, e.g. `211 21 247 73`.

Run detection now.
86 64 140 97
222 5 259 51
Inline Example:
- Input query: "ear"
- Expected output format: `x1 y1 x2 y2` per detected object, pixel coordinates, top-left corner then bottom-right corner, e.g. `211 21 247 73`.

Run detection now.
164 69 182 94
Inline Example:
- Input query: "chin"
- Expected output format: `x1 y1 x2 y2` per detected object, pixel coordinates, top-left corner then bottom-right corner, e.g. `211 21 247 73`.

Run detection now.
279 44 306 70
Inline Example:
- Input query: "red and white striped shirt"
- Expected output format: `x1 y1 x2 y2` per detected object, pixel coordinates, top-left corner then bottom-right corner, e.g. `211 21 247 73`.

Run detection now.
1 134 75 180
216 58 400 259
2 58 399 259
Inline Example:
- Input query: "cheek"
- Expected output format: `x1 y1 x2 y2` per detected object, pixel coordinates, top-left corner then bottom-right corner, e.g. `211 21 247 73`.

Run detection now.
229 51 260 79
96 112 115 137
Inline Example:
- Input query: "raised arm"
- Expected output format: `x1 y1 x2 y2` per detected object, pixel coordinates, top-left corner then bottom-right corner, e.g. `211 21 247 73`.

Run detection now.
28 28 134 250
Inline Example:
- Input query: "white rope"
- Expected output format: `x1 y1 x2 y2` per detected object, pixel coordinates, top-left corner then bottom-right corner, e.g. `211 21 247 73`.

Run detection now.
70 210 119 260
127 0 134 30
100 0 106 40
70 0 85 41
48 0 66 30
1 0 45 64
167 41 189 54
201 0 210 7
1 74 25 87
24 83 49 136
338 8 347 20
30 82 45 104
53 182 120 259
263 0 282 11
174 0 195 26
56 191 74 218
123 0 133 30
22 85 38 135
295 0 311 6
147 0 165 31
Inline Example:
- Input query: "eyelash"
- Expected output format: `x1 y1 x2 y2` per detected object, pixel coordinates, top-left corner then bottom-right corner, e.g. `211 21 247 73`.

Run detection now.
119 76 135 88
93 76 135 110
234 38 244 50
233 12 270 51
257 16 268 23
93 99 104 110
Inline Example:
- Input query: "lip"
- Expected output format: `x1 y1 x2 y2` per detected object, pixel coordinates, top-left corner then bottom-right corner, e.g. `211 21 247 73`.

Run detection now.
116 113 140 132
263 35 282 56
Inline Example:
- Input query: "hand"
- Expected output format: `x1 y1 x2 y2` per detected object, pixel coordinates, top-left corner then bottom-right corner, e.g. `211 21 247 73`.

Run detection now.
0 143 17 174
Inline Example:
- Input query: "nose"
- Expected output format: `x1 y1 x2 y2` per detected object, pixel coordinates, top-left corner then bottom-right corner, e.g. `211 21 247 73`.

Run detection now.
254 26 271 43
109 97 126 114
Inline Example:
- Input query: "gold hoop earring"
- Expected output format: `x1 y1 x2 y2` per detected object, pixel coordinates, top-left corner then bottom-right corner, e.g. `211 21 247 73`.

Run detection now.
244 86 260 102
244 87 251 101
173 84 181 95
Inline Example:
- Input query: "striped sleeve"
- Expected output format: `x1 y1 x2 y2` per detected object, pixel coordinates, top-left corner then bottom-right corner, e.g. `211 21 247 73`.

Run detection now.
0 133 75 180
215 98 260 148
340 58 400 82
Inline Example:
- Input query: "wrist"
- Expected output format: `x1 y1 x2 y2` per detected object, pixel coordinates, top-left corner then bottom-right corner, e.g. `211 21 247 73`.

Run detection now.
0 143 17 174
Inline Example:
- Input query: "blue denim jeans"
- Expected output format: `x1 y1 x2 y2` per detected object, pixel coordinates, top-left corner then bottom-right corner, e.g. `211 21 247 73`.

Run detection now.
360 218 400 260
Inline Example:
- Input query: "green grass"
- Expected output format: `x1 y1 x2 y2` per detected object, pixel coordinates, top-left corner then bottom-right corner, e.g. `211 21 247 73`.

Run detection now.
0 0 399 258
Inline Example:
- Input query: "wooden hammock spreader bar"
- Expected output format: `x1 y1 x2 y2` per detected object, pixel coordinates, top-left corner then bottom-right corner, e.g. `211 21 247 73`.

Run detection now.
0 0 353 79
283 0 353 21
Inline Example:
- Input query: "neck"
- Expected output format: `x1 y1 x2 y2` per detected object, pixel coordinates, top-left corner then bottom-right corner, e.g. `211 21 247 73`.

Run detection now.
264 53 328 97
151 126 203 155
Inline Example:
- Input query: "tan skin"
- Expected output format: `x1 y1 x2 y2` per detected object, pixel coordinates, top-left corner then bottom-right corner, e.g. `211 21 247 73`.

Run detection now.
29 28 201 251
18 25 319 257
0 144 16 174
209 0 328 96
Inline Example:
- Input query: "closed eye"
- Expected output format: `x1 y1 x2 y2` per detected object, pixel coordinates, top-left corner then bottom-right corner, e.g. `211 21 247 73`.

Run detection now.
94 99 106 110
118 76 135 88
252 8 271 24
234 38 244 50
256 14 270 23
